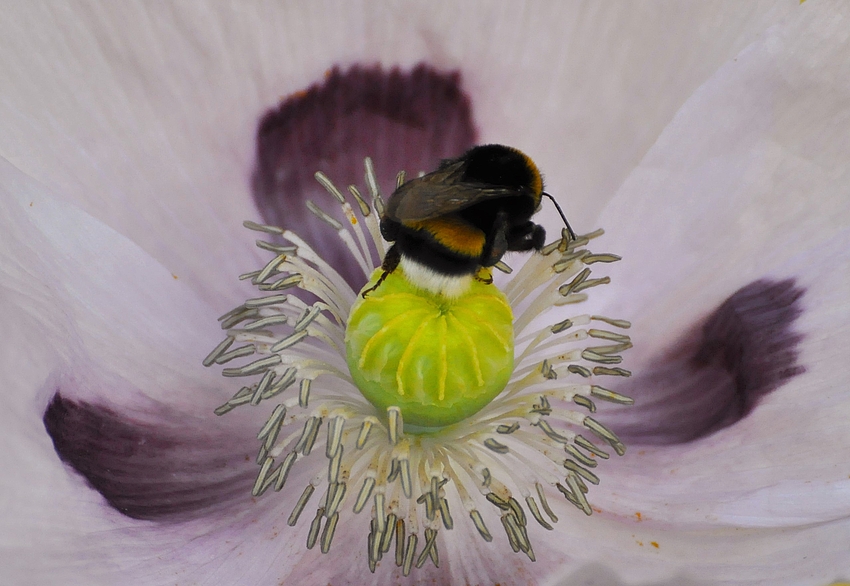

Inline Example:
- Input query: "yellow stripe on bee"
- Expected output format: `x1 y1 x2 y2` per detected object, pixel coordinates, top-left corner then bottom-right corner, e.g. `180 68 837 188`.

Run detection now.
519 152 543 202
408 216 486 256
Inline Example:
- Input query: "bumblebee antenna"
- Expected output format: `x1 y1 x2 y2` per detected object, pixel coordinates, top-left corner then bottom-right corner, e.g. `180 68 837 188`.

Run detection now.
542 192 577 242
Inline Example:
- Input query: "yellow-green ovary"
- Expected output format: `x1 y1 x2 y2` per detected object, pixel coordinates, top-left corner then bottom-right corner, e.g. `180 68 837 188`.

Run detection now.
346 269 514 429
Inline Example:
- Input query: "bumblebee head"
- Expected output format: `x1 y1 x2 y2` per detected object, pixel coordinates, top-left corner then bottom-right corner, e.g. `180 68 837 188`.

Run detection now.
459 144 543 206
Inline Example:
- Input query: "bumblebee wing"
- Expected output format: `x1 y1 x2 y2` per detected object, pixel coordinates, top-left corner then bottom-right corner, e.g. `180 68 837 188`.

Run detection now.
387 163 520 221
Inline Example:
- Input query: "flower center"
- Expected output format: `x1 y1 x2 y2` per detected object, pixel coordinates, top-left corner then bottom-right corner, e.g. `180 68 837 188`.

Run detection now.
205 158 633 575
346 267 514 430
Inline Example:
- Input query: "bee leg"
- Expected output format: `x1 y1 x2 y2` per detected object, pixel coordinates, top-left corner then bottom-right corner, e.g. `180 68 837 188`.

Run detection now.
482 211 510 267
474 269 493 285
361 245 401 298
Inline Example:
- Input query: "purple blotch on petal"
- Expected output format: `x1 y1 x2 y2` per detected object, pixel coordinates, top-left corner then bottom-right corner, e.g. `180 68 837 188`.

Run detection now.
43 393 256 522
615 279 805 445
251 63 477 288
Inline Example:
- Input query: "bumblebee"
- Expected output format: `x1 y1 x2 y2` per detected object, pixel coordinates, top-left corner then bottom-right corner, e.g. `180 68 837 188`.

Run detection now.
364 144 575 298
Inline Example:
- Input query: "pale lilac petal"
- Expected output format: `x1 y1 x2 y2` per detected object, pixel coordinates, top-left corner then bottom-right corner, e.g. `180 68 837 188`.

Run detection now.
527 4 850 583
0 2 799 300
565 229 850 586
587 0 850 438
0 167 278 584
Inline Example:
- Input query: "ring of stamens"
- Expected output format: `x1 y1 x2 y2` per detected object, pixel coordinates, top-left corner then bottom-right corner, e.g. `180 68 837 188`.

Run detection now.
205 159 633 574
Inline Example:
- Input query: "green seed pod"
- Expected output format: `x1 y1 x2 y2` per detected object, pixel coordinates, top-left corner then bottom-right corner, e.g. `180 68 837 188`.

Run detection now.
346 269 514 430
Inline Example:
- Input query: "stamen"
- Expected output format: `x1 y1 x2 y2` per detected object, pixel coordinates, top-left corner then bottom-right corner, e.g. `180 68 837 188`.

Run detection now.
574 435 610 459
402 533 418 576
326 481 347 516
535 482 558 523
439 497 454 530
572 394 597 412
298 379 311 407
307 507 324 549
356 417 376 449
353 476 376 513
275 452 298 491
583 416 626 455
210 159 632 573
496 422 520 434
484 438 510 454
387 406 403 445
245 294 290 309
590 385 635 405
203 337 234 366
257 404 287 440
243 220 284 235
270 330 308 352
592 366 632 377
525 496 553 530
286 485 314 527
294 305 322 332
395 518 406 566
320 512 340 553
250 371 276 405
564 459 601 485
470 509 493 541
326 416 346 458
263 368 297 400
214 344 254 365
252 457 275 496
380 513 397 553
244 315 289 330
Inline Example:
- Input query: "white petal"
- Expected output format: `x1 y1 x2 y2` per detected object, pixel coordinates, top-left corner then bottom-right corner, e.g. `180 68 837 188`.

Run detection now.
539 3 850 583
0 162 282 584
595 0 850 337
0 1 798 301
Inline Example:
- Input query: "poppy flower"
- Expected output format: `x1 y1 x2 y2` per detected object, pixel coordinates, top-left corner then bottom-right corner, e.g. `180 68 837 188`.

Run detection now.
1 2 848 585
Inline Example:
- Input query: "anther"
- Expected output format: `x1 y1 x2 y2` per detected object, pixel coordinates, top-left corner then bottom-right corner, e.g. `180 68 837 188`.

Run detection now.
572 394 596 412
203 337 234 366
243 220 284 235
484 438 510 454
298 379 311 407
320 512 340 553
274 451 297 491
244 294 289 309
287 484 315 526
257 404 286 440
326 416 345 458
496 422 520 434
294 305 321 332
251 456 275 497
591 366 632 377
590 385 635 405
270 330 308 352
565 444 598 468
564 459 601 485
402 533 418 576
395 519 406 567
262 367 296 400
356 417 376 449
536 483 558 523
470 509 493 541
525 496 553 530
306 200 344 231
387 406 403 445
306 507 325 549
214 344 254 365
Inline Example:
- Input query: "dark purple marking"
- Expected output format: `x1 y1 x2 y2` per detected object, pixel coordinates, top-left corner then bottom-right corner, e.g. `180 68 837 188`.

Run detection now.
613 279 806 444
43 393 256 522
252 63 477 288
